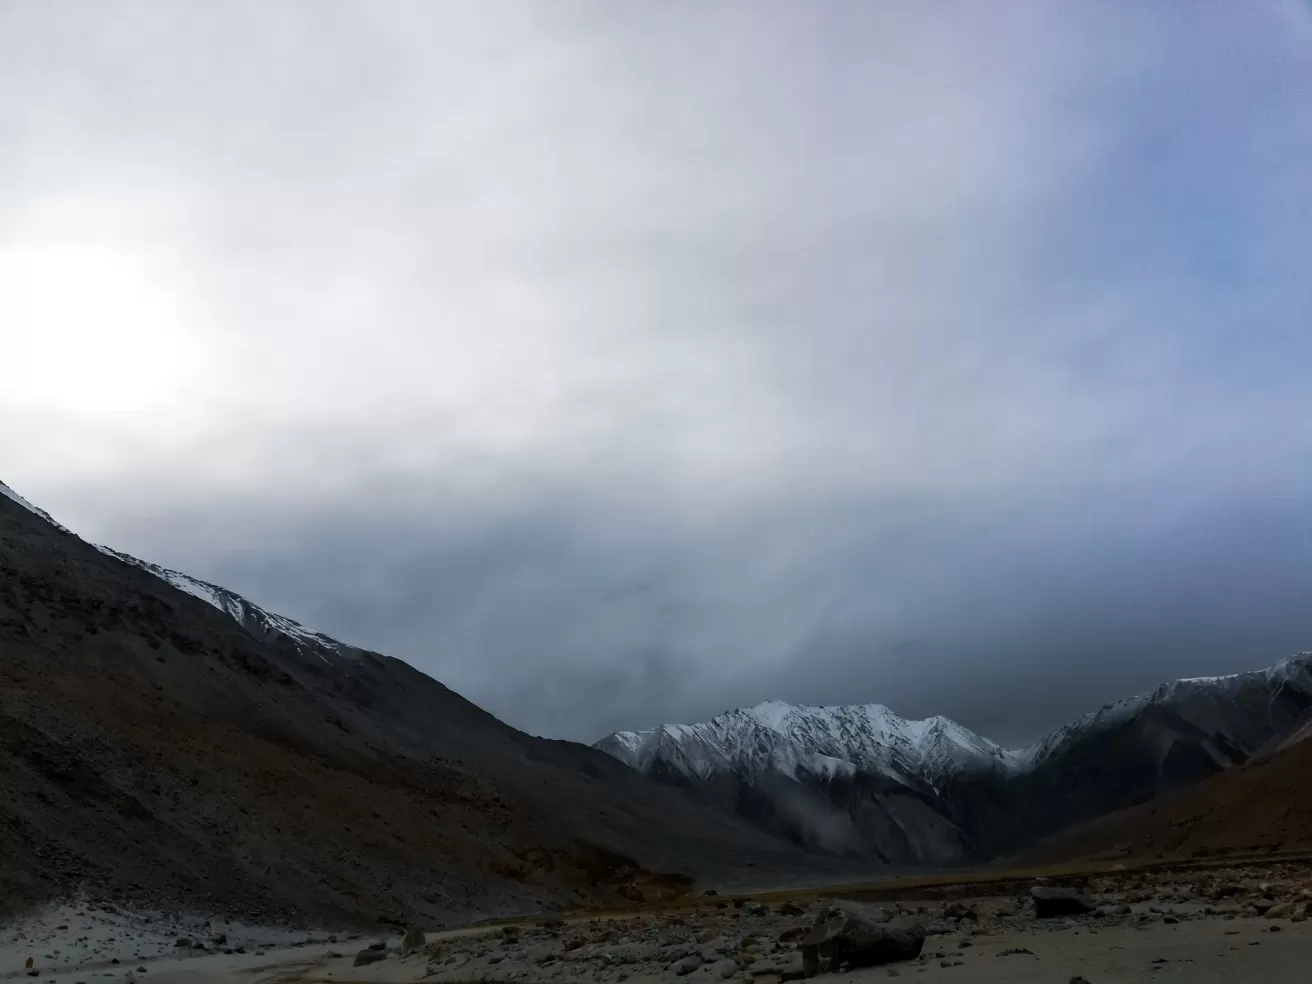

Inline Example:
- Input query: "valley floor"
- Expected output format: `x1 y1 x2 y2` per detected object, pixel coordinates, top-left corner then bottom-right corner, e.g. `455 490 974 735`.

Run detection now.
8 858 1312 984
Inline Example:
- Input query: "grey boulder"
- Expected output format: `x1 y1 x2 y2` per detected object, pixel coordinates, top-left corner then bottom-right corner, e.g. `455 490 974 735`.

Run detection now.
800 902 925 974
353 949 387 967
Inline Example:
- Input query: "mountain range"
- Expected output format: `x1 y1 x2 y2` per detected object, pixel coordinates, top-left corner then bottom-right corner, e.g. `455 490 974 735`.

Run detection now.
596 657 1312 864
4 474 1310 926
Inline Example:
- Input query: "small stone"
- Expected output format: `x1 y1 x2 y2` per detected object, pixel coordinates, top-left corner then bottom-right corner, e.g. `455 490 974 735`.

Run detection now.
712 958 737 978
673 954 703 975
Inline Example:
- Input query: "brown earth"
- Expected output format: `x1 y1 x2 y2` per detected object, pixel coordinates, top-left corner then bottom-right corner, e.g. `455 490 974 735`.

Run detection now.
1022 732 1312 865
0 494 843 928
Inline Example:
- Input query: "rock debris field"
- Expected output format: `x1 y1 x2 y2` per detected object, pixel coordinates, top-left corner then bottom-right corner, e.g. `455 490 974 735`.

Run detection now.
7 861 1312 984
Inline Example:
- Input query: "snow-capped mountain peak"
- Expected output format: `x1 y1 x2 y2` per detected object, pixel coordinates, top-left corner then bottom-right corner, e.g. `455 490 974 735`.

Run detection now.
598 698 1019 793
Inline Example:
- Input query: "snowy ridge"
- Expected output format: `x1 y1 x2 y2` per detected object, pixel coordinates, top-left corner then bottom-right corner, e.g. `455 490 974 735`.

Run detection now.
599 653 1312 790
1019 653 1312 769
93 546 351 664
599 700 1021 792
1 476 354 665
0 480 71 533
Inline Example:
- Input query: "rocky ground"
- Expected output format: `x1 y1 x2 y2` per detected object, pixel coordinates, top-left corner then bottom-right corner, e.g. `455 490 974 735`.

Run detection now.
406 861 1312 982
8 859 1312 984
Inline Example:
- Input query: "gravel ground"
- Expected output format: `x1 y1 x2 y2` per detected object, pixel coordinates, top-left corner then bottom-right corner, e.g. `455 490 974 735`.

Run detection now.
10 860 1312 984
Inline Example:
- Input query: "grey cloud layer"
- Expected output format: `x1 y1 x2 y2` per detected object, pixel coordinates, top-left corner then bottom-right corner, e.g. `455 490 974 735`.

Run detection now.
3 2 1310 742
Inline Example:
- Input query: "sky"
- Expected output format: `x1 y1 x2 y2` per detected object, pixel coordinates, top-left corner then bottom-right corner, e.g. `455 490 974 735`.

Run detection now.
2 1 1311 746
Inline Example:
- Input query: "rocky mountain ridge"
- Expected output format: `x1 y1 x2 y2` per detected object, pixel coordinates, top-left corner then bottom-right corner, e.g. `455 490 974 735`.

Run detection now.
597 656 1312 865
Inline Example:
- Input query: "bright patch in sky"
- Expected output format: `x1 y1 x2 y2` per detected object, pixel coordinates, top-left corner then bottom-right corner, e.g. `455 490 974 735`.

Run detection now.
0 233 215 431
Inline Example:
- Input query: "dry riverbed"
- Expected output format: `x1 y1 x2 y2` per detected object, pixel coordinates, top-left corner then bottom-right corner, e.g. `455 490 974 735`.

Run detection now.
7 861 1312 984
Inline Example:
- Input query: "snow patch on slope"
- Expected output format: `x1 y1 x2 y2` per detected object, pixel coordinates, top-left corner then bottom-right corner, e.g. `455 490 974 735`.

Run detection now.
1 475 354 666
0 480 71 533
94 545 347 663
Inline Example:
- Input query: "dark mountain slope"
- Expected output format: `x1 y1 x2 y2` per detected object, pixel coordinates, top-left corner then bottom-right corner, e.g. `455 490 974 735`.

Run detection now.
1022 728 1312 864
0 486 817 926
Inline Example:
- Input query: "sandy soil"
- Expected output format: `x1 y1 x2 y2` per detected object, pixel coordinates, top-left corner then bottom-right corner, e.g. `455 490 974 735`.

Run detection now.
8 859 1312 983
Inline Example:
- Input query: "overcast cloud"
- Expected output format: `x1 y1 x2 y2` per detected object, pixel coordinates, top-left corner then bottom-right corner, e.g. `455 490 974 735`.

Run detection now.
3 1 1311 744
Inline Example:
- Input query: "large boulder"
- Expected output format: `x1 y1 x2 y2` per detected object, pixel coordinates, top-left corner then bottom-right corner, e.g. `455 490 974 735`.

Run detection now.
353 949 387 967
799 902 925 974
1030 886 1095 918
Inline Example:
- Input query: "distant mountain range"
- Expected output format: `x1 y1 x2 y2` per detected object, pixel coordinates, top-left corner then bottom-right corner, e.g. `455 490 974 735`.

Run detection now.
597 656 1312 864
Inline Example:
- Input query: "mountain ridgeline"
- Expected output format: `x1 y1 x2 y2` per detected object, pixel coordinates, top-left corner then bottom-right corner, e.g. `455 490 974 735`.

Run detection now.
4 474 1310 925
0 480 829 924
596 659 1312 865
